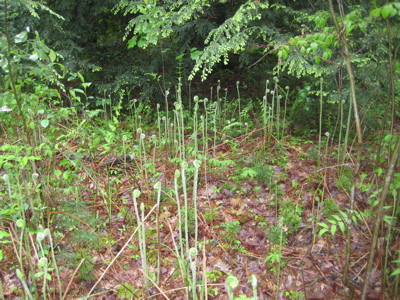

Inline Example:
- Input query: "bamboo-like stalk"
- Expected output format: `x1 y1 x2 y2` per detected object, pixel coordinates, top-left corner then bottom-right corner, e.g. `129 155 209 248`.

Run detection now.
361 135 400 299
328 1 364 297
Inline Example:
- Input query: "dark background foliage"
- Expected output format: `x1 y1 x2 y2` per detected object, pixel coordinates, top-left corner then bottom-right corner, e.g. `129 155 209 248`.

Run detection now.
1 0 398 133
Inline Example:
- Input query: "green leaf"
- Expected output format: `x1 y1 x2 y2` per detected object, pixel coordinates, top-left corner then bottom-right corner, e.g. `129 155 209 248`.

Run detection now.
375 167 383 177
310 42 318 52
49 50 56 63
370 8 381 17
190 50 203 61
0 230 10 239
72 88 85 94
34 272 44 278
176 53 185 60
318 228 329 237
15 31 28 43
390 269 400 276
127 36 137 49
331 224 337 236
82 82 92 88
281 49 288 60
322 50 331 60
137 36 147 48
77 72 85 82
318 33 326 42
338 221 346 234
381 4 397 18
240 167 257 179
317 222 329 228
325 35 335 46
314 16 326 27
339 210 349 220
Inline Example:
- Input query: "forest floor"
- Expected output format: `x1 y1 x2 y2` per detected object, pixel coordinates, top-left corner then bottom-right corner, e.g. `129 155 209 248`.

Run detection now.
0 124 398 300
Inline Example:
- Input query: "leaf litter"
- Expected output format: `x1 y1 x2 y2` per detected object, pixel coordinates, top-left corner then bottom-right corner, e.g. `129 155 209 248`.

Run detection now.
0 131 398 300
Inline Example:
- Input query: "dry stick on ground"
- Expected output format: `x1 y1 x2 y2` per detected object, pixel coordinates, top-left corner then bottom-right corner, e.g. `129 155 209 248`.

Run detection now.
87 203 159 297
140 269 170 300
62 258 85 300
361 135 400 299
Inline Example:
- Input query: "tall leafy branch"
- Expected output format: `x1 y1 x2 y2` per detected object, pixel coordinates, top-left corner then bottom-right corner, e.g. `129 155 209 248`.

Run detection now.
1 0 64 144
115 0 271 81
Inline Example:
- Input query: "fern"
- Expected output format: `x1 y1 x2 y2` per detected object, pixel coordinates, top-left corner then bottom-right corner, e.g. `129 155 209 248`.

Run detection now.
190 1 270 80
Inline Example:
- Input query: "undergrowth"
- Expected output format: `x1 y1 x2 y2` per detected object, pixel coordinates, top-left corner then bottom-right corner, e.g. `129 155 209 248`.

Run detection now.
1 76 399 299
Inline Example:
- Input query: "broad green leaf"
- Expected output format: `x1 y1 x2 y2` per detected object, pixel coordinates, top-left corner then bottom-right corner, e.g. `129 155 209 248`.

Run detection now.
82 82 92 88
325 35 335 45
72 88 85 94
15 31 28 43
318 228 329 237
370 8 381 17
0 230 10 239
390 269 400 276
34 272 44 278
318 33 326 42
314 56 321 64
383 215 395 226
190 50 203 60
281 49 288 60
127 36 137 49
289 38 298 45
381 4 397 18
322 51 331 60
317 222 329 228
310 42 318 52
49 50 56 63
314 16 326 27
137 36 147 48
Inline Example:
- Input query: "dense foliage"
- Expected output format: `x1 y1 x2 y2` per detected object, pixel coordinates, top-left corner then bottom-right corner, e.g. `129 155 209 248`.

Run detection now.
1 0 400 299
